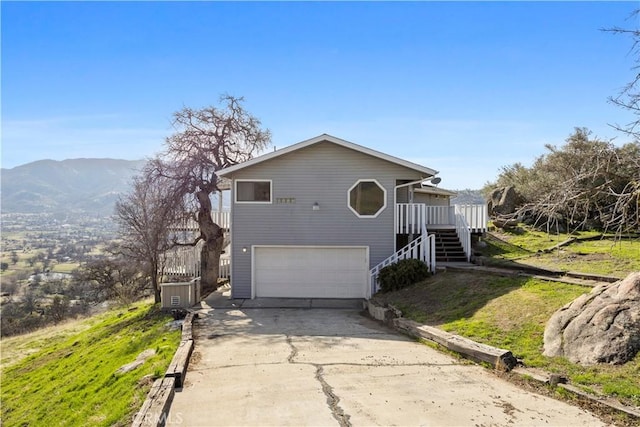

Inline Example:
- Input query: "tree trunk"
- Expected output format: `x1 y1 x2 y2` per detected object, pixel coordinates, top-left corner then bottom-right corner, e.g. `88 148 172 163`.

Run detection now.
200 236 224 295
196 189 224 295
150 259 161 304
151 273 161 304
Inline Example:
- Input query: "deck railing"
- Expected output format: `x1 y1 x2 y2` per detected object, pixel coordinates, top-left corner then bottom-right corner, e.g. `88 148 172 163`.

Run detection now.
370 224 435 295
171 210 231 232
454 204 488 233
165 210 231 277
163 242 231 280
396 203 487 234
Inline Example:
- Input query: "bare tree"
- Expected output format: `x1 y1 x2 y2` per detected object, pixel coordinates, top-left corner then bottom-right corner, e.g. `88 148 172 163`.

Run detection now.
115 171 180 303
486 128 640 236
604 10 640 139
22 288 41 315
47 295 69 323
78 258 148 305
149 95 271 293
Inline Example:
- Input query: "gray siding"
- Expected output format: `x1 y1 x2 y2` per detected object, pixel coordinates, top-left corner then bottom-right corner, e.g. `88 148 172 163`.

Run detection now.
413 192 450 206
228 141 426 298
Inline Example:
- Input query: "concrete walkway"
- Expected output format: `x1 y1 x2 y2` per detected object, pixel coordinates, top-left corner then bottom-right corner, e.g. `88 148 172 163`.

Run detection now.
167 289 606 426
197 284 365 309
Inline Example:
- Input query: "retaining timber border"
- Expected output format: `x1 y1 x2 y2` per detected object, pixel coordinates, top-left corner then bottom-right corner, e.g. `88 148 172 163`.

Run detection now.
132 312 196 427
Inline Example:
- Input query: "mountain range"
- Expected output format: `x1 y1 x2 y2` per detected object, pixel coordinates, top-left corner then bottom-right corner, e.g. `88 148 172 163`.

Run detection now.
1 158 146 215
1 158 485 216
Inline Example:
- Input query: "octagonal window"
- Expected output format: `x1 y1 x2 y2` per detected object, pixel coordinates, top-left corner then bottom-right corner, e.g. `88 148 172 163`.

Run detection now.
348 179 386 218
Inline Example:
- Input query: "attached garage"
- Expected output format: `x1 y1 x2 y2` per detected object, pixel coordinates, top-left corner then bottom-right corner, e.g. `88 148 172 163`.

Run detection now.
252 246 370 299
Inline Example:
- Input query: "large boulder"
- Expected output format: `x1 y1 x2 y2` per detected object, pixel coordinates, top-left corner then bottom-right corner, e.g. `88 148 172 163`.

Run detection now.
487 186 520 216
543 272 640 365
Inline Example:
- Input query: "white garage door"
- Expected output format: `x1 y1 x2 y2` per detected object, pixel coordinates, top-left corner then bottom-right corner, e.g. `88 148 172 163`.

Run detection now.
253 246 369 299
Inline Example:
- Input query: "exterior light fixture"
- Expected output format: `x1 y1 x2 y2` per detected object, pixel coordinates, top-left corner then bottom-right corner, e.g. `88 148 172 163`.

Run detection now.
242 247 248 253
312 202 320 211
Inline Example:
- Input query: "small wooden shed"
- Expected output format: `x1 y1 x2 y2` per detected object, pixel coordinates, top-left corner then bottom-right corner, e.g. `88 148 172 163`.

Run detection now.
161 279 200 310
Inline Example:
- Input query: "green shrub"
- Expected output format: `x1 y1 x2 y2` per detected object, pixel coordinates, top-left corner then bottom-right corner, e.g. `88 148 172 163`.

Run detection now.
378 259 430 293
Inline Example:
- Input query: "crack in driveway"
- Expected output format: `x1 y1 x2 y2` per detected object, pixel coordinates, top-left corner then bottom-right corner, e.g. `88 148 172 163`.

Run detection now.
286 334 351 426
286 335 298 363
314 364 352 427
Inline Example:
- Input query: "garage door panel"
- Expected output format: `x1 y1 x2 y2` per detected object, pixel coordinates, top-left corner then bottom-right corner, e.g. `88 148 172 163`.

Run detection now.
254 247 368 299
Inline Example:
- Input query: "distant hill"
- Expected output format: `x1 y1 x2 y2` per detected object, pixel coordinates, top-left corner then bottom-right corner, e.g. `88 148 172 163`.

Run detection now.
450 189 486 205
1 158 146 215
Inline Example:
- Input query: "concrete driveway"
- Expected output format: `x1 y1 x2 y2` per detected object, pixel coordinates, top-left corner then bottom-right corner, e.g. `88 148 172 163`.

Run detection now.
168 301 605 426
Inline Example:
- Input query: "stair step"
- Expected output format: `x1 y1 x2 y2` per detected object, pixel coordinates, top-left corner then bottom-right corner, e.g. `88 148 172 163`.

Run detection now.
429 229 467 263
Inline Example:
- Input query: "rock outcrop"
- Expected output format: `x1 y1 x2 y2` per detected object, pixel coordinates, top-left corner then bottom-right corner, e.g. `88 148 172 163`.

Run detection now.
543 272 640 365
487 186 521 217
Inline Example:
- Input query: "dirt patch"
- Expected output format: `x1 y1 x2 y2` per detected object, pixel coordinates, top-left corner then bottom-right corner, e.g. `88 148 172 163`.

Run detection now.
189 350 202 366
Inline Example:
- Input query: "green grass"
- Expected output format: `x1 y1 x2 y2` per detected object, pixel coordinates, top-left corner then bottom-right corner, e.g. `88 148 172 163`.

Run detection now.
51 261 80 273
373 265 640 406
1 316 98 368
480 227 640 277
0 302 181 426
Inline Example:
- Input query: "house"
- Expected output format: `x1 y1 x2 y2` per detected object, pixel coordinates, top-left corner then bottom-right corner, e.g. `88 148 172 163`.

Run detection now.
216 134 487 300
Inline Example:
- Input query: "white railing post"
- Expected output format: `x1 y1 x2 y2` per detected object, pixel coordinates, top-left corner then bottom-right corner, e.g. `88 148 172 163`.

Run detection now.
429 234 435 271
453 208 471 262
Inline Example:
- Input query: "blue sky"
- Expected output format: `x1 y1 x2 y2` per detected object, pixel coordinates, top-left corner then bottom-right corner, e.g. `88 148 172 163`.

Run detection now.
1 1 637 189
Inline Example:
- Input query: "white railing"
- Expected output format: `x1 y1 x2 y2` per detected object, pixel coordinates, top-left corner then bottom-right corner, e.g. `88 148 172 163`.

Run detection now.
396 204 455 233
396 203 426 234
163 242 230 280
219 258 230 279
171 210 231 232
163 245 200 277
369 224 435 295
455 204 488 233
396 203 487 234
426 205 456 226
454 213 471 262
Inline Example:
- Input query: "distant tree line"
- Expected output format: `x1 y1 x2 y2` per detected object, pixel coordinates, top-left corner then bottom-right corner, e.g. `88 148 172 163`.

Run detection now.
0 252 154 337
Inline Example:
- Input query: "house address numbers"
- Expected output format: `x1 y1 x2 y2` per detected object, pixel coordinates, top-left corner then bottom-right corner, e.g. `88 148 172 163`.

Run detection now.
276 198 296 204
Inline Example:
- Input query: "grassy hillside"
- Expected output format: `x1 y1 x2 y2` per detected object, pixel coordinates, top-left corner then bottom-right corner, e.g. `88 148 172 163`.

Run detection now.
0 302 181 426
479 228 640 277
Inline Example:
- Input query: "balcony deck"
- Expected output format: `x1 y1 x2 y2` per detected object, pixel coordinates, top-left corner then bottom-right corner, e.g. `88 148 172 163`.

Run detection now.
396 203 488 234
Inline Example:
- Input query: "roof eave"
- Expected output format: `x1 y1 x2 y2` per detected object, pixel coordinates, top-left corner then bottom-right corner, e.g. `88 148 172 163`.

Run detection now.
414 186 458 197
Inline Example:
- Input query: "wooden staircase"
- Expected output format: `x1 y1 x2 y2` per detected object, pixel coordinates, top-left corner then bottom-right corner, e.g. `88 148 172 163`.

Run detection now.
429 229 467 262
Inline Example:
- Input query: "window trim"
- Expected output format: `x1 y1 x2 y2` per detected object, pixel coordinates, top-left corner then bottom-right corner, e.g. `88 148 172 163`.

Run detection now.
235 179 273 204
347 179 387 218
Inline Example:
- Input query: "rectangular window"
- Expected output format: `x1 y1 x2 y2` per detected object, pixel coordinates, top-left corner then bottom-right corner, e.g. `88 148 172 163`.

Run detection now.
235 180 272 203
